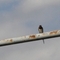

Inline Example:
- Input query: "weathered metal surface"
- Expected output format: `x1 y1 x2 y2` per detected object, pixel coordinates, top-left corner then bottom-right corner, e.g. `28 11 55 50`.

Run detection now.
29 35 36 39
50 30 58 35
0 30 60 46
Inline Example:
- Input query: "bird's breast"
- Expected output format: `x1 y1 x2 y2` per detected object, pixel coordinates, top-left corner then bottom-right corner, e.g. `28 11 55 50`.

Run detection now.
38 29 43 33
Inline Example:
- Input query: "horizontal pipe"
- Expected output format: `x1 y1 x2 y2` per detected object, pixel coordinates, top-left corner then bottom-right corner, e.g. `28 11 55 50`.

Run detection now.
0 30 60 47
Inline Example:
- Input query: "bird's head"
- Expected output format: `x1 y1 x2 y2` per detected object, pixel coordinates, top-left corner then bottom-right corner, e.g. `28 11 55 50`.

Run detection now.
39 25 42 27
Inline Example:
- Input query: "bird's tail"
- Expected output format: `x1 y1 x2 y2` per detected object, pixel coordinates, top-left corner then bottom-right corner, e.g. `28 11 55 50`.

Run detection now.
43 39 45 44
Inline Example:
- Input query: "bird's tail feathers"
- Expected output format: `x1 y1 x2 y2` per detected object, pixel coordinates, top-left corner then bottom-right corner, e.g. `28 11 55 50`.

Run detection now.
43 39 45 44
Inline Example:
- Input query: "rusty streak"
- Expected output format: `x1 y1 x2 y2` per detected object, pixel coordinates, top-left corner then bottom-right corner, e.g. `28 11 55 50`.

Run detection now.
50 30 58 35
10 39 13 42
29 35 36 39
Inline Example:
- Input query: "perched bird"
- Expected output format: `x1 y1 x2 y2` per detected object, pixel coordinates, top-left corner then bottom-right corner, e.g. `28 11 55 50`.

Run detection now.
38 25 44 43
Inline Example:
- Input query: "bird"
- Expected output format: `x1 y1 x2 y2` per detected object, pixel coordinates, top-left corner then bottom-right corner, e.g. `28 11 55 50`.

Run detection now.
38 25 45 43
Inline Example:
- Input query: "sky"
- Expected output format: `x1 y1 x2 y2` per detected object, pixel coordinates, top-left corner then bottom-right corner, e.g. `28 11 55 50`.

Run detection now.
0 0 60 60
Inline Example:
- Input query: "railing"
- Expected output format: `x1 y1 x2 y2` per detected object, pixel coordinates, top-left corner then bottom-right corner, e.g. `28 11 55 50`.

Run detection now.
0 30 60 47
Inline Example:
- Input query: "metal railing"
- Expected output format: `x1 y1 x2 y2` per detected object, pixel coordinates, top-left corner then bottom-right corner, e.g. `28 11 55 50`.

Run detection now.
0 30 60 47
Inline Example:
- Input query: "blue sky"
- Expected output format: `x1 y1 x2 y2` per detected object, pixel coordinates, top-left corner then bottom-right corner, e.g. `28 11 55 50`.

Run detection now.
0 0 60 60
0 0 17 11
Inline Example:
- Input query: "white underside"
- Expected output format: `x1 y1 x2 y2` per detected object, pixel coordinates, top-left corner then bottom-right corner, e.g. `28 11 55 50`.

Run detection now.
38 29 43 33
